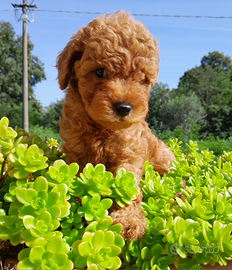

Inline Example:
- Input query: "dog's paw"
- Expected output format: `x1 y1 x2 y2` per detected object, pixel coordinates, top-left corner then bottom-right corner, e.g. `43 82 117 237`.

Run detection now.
110 204 146 241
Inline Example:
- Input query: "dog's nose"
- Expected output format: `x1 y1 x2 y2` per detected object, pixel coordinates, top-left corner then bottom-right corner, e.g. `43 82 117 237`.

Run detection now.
114 102 132 117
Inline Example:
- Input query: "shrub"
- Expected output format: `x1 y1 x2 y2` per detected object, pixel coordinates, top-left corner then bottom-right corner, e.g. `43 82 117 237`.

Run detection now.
155 125 232 158
1 116 232 270
198 136 232 157
29 124 61 145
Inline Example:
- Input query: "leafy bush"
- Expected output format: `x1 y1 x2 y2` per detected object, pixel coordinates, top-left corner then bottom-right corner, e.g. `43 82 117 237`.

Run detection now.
155 123 232 158
1 116 232 269
198 136 232 157
29 124 61 145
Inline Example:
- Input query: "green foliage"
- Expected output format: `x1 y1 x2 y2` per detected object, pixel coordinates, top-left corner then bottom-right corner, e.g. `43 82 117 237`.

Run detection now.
147 51 232 141
77 195 113 222
0 21 46 128
1 116 232 270
40 99 64 133
154 124 232 158
8 144 48 179
176 51 232 136
147 83 206 136
77 163 115 197
29 125 61 146
111 168 140 207
45 159 79 192
17 236 73 270
72 230 124 270
147 83 170 133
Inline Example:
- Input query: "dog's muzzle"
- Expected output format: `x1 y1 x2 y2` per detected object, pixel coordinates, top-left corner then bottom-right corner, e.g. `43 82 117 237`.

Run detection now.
113 102 132 117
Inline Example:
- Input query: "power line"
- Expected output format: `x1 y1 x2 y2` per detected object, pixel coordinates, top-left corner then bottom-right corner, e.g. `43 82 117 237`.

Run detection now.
133 14 232 19
1 8 232 19
0 9 15 12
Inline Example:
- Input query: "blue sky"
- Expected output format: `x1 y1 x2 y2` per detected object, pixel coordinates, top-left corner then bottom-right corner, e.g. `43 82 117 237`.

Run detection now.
1 0 232 107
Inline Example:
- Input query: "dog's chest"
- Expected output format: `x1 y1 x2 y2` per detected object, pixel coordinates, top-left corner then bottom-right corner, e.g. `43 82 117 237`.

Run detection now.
83 124 148 167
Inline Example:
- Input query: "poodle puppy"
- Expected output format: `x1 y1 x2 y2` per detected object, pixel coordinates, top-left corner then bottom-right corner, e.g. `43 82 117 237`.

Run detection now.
57 11 175 241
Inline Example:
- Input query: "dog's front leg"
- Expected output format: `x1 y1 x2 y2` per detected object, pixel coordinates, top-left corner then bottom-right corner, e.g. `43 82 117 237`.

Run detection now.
109 163 146 241
110 199 146 241
147 135 175 176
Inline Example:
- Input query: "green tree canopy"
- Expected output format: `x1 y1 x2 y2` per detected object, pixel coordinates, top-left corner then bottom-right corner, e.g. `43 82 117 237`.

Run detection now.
0 21 46 128
201 51 232 73
147 83 205 135
164 91 206 132
41 99 64 133
176 51 232 136
147 83 170 133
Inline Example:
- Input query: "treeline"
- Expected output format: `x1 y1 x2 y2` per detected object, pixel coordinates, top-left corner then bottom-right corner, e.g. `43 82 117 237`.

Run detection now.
148 51 232 137
147 51 232 154
0 21 61 142
0 21 232 155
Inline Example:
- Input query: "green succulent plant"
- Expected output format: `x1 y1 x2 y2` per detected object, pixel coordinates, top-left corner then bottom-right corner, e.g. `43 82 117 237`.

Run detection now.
15 176 70 219
21 211 61 246
1 116 232 270
17 236 73 270
72 230 124 270
121 239 140 267
0 206 24 245
8 144 48 179
177 257 205 270
141 161 183 203
45 159 79 195
142 197 175 220
85 216 122 235
77 163 115 197
46 138 59 148
60 198 83 230
111 168 140 207
0 117 20 156
77 195 113 222
0 201 5 216
62 227 84 247
138 243 174 270
195 221 232 266
167 138 184 161
4 178 29 203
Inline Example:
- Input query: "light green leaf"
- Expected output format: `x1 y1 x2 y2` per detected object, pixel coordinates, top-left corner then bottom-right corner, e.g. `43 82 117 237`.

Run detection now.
69 162 79 176
29 246 44 264
92 230 104 249
23 215 35 229
78 241 92 257
47 236 63 253
34 176 48 192
0 123 7 138
87 264 98 270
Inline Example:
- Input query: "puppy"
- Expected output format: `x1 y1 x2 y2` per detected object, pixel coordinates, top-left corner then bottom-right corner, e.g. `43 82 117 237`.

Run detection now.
57 11 175 240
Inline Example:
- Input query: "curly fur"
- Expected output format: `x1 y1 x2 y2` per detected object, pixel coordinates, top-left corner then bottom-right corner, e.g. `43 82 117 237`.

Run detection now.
57 11 175 241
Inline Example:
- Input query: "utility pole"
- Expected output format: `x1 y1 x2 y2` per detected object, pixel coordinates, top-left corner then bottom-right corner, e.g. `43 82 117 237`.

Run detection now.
12 1 36 132
22 0 28 132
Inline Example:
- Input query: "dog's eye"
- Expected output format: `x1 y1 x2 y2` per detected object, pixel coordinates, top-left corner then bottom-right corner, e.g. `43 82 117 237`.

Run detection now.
95 68 107 78
140 77 150 85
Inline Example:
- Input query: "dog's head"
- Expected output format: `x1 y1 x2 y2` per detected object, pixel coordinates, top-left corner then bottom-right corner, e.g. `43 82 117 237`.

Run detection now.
57 11 159 130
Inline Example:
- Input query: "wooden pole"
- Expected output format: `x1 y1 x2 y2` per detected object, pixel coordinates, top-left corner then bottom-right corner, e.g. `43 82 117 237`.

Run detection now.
12 2 36 132
22 0 29 132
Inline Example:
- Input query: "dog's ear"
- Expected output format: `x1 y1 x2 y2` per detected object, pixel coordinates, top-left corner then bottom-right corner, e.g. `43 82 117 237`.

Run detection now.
56 34 83 90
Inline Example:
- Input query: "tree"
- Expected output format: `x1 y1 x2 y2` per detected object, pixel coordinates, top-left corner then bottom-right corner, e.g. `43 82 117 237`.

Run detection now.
201 51 232 73
147 83 205 135
147 83 170 132
177 51 232 136
164 91 206 132
41 99 64 133
0 21 46 128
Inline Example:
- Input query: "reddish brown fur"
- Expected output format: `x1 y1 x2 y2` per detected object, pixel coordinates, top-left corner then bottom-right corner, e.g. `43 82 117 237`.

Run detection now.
57 11 175 241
